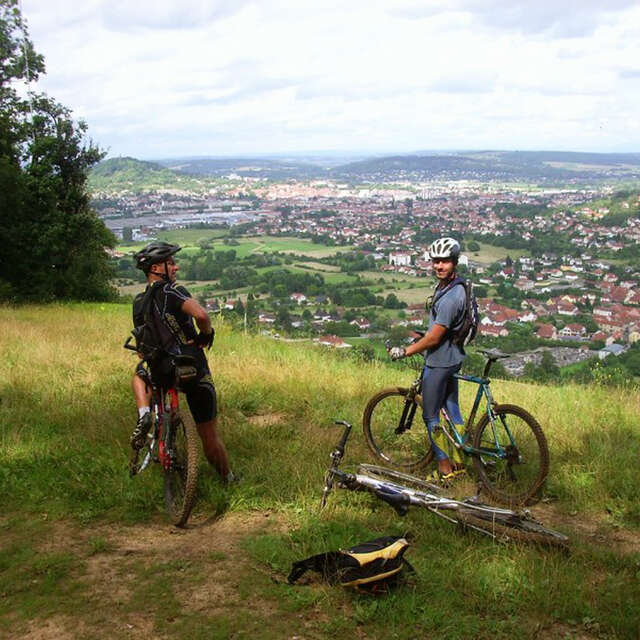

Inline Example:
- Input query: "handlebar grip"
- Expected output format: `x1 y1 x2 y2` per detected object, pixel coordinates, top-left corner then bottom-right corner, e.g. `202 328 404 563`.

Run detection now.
336 421 352 453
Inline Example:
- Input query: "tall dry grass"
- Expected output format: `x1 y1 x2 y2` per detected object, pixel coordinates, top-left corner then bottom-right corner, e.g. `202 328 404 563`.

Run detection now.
2 303 639 639
1 303 639 524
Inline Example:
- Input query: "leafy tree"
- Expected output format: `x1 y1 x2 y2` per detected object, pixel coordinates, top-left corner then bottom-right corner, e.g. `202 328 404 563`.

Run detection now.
350 344 375 363
0 0 114 301
524 350 559 383
383 293 405 309
233 299 245 316
275 307 291 331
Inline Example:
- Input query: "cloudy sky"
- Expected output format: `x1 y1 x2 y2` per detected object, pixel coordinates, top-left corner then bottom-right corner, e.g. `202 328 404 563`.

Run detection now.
20 0 640 159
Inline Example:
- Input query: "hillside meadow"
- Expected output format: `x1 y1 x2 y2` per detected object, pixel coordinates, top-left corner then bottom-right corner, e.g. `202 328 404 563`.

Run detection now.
0 304 638 639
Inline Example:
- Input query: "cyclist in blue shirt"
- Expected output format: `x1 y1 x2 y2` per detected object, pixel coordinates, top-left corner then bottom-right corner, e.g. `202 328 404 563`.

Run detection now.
389 237 467 483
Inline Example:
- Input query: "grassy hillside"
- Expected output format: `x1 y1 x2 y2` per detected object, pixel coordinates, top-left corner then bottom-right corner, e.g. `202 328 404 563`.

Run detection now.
89 157 208 193
1 304 638 638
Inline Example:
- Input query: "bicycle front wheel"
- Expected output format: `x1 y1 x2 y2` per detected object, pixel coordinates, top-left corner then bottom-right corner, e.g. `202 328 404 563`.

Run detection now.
164 410 199 527
363 388 433 470
472 404 549 507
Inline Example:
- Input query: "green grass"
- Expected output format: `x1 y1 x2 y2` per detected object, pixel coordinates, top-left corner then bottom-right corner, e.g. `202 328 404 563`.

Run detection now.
116 234 351 259
464 241 529 264
157 229 229 245
0 303 639 638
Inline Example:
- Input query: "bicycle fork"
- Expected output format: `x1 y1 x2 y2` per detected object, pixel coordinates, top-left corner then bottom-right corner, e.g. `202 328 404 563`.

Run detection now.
395 391 419 434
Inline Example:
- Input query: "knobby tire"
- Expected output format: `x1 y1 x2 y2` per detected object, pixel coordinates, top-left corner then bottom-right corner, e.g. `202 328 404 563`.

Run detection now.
472 404 549 507
164 408 199 527
358 465 567 548
455 508 568 549
363 387 433 470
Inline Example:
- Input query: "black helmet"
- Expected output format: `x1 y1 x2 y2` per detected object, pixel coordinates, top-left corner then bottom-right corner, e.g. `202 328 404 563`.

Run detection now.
135 241 181 272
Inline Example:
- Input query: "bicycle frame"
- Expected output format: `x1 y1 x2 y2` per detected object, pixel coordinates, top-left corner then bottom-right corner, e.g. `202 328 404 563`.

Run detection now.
134 385 177 473
403 356 517 464
124 337 183 476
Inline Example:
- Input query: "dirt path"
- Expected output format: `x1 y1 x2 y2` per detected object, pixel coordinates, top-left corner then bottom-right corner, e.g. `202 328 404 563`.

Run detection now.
5 503 638 640
11 511 301 640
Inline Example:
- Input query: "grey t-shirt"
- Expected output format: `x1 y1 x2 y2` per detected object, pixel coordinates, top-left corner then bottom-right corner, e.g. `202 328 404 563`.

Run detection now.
425 283 466 367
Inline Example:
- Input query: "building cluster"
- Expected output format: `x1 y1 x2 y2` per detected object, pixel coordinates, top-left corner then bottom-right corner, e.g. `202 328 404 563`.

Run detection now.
99 180 639 363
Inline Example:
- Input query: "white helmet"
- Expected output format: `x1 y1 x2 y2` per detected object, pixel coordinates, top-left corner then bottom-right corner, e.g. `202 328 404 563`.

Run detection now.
428 237 460 262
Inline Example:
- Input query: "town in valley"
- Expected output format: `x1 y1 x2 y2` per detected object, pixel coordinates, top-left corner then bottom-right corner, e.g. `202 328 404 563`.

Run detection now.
94 153 640 383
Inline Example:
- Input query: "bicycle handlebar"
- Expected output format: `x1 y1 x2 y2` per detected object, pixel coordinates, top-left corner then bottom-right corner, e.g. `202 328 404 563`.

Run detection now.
123 336 138 352
332 420 352 459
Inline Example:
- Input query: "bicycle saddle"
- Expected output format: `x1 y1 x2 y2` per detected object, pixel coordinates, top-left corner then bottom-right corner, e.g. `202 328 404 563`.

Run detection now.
478 349 510 360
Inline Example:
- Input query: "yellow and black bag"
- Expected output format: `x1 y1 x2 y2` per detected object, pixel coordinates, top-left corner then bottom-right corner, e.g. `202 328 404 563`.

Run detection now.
287 536 414 592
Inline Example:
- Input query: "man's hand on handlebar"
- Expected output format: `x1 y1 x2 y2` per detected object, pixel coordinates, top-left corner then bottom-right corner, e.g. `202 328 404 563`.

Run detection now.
389 346 406 361
195 329 215 350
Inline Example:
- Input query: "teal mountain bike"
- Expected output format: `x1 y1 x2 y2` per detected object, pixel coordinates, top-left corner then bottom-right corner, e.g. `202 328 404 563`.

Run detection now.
363 349 549 506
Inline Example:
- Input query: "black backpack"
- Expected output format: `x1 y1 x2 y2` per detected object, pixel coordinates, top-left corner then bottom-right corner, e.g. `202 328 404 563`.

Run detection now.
429 277 479 347
287 536 414 592
131 282 180 363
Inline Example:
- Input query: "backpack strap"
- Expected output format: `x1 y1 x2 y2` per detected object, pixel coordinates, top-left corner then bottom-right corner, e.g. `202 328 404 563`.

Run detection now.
430 276 464 319
287 552 344 584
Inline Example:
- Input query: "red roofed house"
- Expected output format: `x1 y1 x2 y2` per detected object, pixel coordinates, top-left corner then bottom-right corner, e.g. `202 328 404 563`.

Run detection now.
479 324 509 337
559 324 587 339
315 335 352 349
537 324 557 340
557 301 578 316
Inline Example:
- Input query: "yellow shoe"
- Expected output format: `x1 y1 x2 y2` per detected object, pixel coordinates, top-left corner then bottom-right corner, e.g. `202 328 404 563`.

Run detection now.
452 465 467 478
426 469 456 487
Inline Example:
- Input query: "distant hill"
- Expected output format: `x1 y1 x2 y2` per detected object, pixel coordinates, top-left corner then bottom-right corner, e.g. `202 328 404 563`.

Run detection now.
158 157 326 180
89 157 201 193
330 151 640 182
89 151 640 193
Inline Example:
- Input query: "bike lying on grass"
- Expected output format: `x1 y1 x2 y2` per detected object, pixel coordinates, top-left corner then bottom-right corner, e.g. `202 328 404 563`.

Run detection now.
322 421 568 549
364 348 548 506
124 336 199 527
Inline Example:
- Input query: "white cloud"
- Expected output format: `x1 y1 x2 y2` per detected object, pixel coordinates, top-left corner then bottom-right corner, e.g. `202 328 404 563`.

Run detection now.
19 0 640 157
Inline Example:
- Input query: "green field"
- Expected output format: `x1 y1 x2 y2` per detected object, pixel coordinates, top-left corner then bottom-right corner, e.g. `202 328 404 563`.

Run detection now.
116 233 352 259
465 241 529 264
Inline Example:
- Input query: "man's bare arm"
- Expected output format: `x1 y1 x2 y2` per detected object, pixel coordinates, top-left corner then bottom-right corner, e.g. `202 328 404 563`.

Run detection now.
405 324 447 356
182 298 212 334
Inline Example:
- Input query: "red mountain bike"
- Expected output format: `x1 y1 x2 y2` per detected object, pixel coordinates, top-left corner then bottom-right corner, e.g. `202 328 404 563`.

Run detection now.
124 336 199 526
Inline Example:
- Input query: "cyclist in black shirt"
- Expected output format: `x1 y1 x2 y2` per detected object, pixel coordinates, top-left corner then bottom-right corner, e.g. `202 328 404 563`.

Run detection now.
130 241 234 484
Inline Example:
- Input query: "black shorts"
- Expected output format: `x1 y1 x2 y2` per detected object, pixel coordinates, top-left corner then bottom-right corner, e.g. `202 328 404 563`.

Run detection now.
135 350 217 424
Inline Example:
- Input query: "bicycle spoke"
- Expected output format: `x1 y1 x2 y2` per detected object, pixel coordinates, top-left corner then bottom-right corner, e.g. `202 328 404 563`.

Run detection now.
363 389 432 469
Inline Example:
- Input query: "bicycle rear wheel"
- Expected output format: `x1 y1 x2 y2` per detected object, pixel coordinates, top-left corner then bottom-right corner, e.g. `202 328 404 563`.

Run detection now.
164 409 199 527
472 404 548 507
455 507 568 549
363 388 433 470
